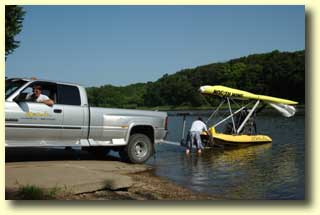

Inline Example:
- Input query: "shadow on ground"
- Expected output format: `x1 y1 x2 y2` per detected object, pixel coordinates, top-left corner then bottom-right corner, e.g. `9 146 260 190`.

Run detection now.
5 147 121 163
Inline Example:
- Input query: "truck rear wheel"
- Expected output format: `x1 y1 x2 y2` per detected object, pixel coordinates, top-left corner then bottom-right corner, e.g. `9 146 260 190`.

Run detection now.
121 134 153 164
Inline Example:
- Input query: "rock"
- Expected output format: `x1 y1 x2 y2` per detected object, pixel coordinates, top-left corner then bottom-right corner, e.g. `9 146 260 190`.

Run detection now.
103 174 133 190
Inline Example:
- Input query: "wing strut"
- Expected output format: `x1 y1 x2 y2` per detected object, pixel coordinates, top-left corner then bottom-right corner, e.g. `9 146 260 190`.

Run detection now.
236 100 260 134
213 104 250 128
227 98 237 133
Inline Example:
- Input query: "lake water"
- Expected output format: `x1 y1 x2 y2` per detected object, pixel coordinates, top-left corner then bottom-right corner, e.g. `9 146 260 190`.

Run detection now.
147 110 305 200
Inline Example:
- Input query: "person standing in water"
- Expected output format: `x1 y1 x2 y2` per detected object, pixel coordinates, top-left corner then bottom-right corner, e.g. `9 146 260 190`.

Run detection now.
186 117 208 154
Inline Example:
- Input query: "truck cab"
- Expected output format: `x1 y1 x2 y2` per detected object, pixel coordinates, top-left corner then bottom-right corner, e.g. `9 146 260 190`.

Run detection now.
5 78 168 164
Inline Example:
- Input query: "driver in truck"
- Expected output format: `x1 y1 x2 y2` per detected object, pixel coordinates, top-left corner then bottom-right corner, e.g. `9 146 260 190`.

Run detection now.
25 85 54 106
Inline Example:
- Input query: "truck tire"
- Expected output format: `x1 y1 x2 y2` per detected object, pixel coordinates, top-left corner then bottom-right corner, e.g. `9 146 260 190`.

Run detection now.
122 134 153 164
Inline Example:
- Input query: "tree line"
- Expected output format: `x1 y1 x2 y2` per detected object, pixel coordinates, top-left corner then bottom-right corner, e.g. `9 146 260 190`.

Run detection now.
87 50 305 109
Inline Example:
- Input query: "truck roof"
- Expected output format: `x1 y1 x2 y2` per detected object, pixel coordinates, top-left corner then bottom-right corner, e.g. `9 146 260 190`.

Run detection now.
8 77 81 87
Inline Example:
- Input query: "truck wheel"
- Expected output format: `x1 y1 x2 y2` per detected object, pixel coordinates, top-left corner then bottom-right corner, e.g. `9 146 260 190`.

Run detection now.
124 134 153 164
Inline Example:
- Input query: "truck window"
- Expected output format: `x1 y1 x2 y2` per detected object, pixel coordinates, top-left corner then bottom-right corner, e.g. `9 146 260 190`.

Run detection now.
5 79 27 99
16 81 57 103
57 85 81 106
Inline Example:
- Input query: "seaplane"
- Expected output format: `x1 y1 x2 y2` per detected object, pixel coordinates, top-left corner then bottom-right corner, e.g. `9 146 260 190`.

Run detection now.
197 85 298 148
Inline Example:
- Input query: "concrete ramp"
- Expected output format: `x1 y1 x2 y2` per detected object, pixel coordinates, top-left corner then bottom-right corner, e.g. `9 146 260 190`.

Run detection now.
6 160 151 194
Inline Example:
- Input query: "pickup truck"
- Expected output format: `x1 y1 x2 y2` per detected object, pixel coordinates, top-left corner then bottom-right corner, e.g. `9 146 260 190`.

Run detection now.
5 78 168 164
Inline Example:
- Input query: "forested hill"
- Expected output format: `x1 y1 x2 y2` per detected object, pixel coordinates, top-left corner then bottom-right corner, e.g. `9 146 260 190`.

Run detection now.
87 50 305 109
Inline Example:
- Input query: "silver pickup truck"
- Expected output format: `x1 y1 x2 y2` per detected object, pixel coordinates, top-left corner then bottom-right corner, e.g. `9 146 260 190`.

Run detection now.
5 78 168 164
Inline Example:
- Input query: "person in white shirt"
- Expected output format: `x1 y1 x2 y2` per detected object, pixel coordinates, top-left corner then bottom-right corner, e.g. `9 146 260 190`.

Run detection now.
186 117 208 154
25 85 54 106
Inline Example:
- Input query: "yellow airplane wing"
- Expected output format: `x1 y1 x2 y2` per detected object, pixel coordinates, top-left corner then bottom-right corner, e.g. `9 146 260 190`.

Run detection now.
199 85 298 105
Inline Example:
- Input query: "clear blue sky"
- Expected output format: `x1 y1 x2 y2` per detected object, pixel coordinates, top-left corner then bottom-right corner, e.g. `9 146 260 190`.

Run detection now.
6 5 305 87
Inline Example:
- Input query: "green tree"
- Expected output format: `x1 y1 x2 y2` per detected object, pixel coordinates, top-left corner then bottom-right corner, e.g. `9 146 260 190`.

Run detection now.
5 5 26 57
87 50 305 109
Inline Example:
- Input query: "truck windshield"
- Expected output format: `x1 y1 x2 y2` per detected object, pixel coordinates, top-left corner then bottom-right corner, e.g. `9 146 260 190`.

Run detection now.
5 79 27 99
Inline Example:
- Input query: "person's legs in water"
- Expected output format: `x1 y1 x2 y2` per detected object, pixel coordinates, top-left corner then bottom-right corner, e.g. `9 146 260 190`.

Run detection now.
187 131 197 154
195 132 204 154
185 131 191 154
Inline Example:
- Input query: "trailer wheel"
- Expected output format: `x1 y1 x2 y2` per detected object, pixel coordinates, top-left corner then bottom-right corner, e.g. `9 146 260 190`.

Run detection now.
122 134 153 164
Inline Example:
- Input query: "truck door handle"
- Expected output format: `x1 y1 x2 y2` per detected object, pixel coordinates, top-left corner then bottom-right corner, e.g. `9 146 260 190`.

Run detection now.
54 109 62 113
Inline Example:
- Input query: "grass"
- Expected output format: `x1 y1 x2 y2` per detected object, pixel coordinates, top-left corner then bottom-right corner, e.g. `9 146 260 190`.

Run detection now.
16 185 61 200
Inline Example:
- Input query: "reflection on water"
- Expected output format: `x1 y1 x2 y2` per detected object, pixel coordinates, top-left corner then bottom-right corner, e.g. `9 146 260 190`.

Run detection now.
147 113 305 200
